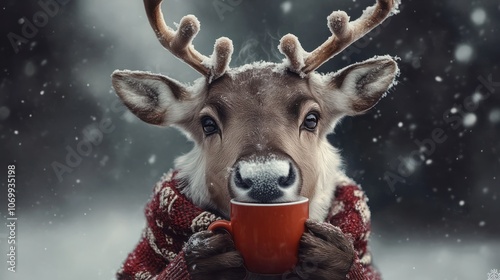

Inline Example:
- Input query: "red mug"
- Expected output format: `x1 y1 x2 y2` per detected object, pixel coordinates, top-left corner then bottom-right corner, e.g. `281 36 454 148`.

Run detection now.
208 197 309 275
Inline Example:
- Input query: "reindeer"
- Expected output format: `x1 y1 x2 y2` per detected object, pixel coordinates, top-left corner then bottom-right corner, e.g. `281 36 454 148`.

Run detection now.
112 0 400 279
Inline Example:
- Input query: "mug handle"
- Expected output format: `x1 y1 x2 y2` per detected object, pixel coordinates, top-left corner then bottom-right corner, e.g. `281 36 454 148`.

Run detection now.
208 220 232 235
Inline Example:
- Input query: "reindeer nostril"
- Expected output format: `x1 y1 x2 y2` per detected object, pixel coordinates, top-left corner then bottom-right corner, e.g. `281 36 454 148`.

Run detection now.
278 164 296 188
234 166 253 190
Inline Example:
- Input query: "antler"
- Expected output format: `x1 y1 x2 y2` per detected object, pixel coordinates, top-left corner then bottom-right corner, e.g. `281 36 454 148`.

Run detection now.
144 0 233 81
279 0 400 75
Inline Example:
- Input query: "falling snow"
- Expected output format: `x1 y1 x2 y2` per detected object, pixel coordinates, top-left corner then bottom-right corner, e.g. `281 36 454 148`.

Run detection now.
281 1 292 14
489 109 500 123
2 1 499 280
471 92 482 104
25 61 36 76
455 44 473 63
0 106 10 120
401 156 418 175
471 8 487 25
463 113 477 128
148 154 157 165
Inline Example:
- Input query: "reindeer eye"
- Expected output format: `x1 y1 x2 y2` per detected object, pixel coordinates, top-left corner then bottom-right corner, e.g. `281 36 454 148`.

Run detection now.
201 117 219 135
303 113 318 131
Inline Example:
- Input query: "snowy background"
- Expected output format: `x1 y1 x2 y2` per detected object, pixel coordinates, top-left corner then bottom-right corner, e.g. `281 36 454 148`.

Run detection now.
1 0 499 279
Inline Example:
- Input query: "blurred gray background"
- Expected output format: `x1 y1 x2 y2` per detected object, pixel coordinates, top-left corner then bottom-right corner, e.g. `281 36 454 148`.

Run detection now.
0 0 499 279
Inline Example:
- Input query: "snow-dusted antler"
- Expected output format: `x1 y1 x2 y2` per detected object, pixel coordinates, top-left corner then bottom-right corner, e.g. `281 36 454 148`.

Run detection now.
279 0 400 75
144 0 233 81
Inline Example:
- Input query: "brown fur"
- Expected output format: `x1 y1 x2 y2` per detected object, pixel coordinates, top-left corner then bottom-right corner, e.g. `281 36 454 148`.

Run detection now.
114 1 400 279
294 220 355 280
185 219 354 280
113 60 397 277
185 231 246 280
176 68 331 215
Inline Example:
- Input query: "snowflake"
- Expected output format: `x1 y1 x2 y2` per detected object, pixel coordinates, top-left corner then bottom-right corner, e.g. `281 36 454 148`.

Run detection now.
488 269 500 280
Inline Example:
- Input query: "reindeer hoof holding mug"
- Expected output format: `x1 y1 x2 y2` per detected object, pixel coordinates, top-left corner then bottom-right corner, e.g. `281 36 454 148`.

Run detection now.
113 0 400 279
184 221 355 280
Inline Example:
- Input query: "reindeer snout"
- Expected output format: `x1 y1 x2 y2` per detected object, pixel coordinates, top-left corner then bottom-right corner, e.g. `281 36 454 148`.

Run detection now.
230 157 300 203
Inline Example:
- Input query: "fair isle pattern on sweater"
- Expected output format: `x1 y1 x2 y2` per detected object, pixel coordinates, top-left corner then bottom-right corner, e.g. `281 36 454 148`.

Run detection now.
117 171 381 280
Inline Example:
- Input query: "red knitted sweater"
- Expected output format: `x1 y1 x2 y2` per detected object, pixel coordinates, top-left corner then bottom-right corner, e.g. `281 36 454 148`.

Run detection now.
117 171 381 280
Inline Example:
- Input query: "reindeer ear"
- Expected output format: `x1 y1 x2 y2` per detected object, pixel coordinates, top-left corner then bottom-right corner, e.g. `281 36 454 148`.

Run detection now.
327 56 399 116
111 70 196 126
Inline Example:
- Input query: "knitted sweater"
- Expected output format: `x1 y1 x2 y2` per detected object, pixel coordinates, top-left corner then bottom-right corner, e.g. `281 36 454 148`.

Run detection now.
117 171 381 280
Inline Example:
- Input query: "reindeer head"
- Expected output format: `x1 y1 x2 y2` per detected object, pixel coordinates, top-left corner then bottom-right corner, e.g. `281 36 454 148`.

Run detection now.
112 0 400 219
